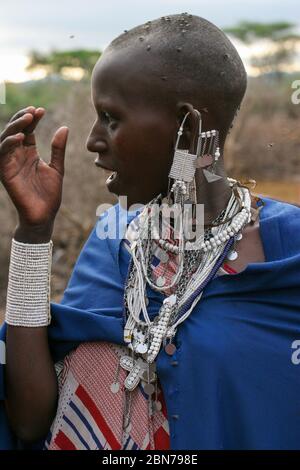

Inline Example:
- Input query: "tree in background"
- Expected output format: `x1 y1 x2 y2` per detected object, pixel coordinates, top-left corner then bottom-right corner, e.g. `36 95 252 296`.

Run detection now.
26 49 101 80
224 21 300 78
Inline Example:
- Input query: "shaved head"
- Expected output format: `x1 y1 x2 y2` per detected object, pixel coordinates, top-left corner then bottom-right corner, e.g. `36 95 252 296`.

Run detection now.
106 13 247 146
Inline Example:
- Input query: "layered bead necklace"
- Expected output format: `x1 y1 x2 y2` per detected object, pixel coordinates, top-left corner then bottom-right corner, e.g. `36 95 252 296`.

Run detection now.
113 111 254 444
114 179 252 446
122 179 251 365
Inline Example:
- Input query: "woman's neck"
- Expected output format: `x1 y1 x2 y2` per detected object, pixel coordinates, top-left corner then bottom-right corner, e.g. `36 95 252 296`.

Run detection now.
195 167 233 226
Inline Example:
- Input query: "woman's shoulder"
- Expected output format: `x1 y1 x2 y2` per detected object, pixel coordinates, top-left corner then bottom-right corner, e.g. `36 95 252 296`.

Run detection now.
263 196 300 217
261 196 300 259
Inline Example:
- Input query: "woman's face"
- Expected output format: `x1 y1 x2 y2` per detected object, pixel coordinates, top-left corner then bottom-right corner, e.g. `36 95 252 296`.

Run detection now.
86 49 178 207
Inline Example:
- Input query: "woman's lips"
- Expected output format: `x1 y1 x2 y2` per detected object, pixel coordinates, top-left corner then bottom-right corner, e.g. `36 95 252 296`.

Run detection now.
94 156 118 186
94 158 116 171
94 156 115 171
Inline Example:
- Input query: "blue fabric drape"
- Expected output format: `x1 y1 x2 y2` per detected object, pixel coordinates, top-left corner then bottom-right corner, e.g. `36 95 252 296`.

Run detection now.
0 197 300 449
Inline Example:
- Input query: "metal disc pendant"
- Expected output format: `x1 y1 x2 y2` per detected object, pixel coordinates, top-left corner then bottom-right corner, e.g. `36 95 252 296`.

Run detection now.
136 343 148 354
144 383 155 395
227 250 238 261
141 370 150 381
165 343 177 355
110 382 120 394
156 276 166 287
154 401 162 412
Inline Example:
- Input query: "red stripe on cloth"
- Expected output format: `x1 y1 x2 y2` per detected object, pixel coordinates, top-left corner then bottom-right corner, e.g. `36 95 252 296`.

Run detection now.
154 426 170 450
223 263 238 274
76 384 121 450
157 389 168 419
55 430 77 450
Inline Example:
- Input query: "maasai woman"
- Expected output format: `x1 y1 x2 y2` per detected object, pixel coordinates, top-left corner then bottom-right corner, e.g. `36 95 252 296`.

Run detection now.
0 14 300 450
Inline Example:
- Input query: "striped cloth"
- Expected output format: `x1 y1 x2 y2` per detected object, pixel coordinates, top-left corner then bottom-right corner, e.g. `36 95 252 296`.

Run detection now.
45 214 236 450
45 342 170 450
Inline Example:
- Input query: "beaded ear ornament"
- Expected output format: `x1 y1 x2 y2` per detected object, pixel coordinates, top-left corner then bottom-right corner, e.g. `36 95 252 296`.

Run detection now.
168 109 223 206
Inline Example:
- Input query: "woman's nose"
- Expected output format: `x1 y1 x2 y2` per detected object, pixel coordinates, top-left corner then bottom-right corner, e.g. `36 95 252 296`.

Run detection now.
86 131 108 154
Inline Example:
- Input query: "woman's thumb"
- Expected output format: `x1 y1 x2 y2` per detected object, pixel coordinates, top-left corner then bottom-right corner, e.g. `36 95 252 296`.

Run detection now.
50 126 69 175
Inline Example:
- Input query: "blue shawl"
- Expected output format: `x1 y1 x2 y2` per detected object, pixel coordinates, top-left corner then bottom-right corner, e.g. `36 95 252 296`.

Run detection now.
1 197 300 449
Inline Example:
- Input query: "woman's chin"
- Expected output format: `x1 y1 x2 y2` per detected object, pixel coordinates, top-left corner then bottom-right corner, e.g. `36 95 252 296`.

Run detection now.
106 176 165 208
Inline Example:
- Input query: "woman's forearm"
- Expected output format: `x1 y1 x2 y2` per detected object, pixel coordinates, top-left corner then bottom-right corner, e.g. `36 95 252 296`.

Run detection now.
5 226 58 443
0 106 68 444
5 325 58 443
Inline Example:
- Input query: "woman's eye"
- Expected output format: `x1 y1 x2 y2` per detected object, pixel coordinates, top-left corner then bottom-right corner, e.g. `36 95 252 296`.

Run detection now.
104 112 111 121
101 111 114 123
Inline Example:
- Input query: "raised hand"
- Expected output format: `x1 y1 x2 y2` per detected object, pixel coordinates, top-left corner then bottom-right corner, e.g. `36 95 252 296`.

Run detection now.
0 106 69 241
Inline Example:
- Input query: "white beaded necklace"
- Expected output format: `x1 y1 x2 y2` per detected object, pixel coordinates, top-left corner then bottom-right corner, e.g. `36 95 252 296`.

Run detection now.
123 179 252 365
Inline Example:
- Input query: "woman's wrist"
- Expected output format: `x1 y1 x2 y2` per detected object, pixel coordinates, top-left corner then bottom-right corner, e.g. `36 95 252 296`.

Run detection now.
5 238 53 327
14 223 53 244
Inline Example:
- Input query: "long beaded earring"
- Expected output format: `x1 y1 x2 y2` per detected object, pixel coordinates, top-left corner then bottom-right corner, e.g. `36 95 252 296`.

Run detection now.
168 110 201 205
168 111 224 209
166 111 224 244
194 129 223 183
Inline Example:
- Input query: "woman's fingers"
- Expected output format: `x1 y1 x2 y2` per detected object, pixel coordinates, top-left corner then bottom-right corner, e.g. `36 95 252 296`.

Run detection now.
8 106 36 124
0 109 68 177
0 133 24 157
49 127 69 176
23 108 45 148
24 108 45 137
0 114 34 143
1 107 45 148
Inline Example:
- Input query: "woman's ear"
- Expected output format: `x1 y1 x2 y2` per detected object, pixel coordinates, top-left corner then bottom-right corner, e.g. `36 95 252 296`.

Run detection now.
175 103 201 153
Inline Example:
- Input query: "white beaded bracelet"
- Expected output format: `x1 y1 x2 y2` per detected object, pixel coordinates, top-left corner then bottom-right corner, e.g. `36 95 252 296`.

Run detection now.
5 238 53 327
